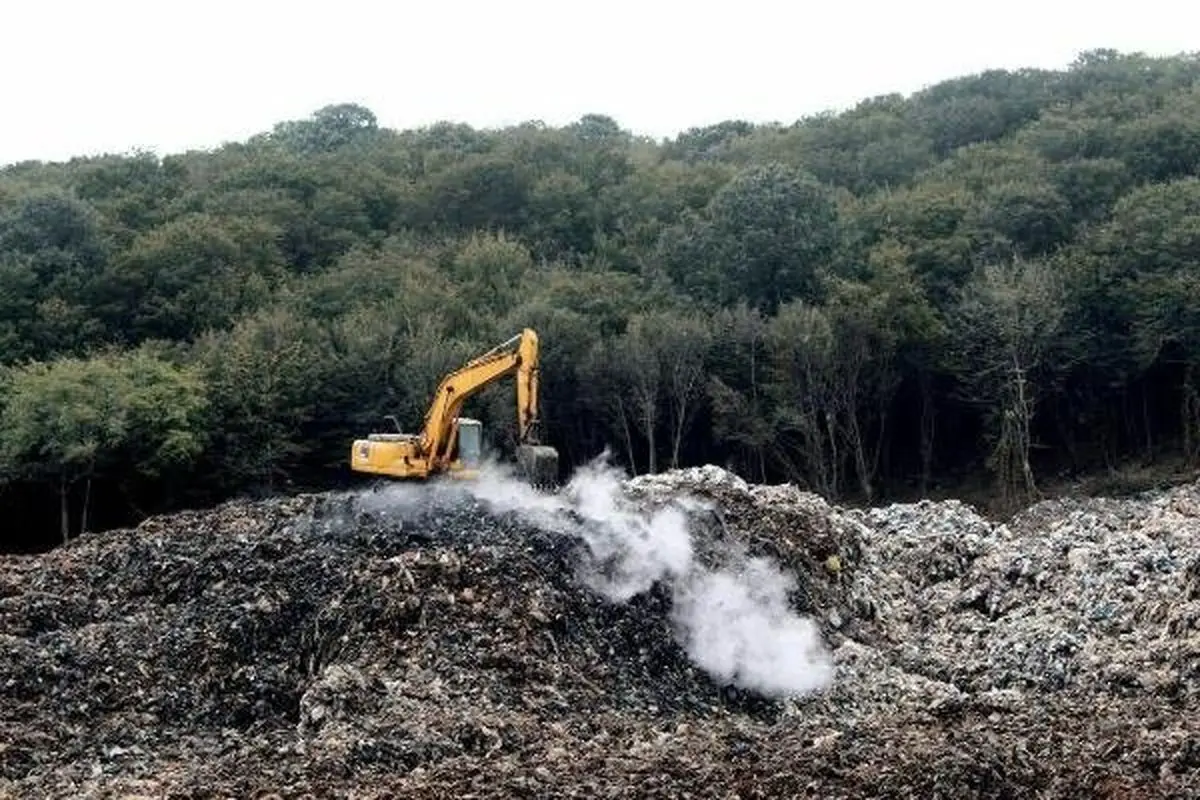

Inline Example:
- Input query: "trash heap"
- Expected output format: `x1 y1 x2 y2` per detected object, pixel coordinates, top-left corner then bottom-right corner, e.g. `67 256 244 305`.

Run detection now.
1 461 1198 798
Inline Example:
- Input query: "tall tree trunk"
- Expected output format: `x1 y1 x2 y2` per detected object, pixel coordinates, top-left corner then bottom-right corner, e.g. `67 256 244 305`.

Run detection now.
616 397 637 476
642 407 657 474
994 355 1038 504
670 412 684 470
1142 382 1153 459
1014 358 1037 498
1055 388 1080 471
1183 363 1200 465
847 408 873 503
1121 388 1138 457
59 472 70 545
823 410 840 499
669 391 701 471
750 334 766 483
81 472 93 536
919 368 936 496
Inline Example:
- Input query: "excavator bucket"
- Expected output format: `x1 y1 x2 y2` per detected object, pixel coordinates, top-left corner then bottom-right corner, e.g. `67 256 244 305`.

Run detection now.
516 444 560 488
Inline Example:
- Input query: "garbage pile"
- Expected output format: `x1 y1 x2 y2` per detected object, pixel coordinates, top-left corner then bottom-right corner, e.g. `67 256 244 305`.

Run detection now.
1 460 1198 798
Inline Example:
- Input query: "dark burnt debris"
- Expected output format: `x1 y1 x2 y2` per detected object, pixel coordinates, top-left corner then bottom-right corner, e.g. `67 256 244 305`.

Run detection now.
1 464 1198 798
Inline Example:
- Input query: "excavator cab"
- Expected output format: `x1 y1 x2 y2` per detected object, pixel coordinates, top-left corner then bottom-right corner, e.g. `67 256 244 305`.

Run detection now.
456 417 484 469
454 417 558 486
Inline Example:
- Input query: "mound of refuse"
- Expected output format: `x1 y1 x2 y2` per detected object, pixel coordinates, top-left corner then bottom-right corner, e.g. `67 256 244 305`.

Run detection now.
1 459 1198 798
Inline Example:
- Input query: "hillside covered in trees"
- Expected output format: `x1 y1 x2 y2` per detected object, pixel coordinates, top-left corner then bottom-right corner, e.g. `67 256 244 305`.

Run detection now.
3 48 1200 550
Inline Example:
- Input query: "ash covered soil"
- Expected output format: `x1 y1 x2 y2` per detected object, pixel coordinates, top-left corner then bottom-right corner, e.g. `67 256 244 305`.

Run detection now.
2 462 1198 799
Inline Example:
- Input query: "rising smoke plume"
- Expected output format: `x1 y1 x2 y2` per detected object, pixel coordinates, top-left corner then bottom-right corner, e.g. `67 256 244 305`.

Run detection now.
351 453 834 699
463 453 835 699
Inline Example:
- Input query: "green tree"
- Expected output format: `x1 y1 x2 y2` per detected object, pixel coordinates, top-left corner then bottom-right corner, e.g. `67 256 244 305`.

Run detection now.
102 212 284 341
196 307 331 493
706 304 774 482
449 232 534 314
823 254 940 502
9 49 1200 544
654 310 714 469
0 348 206 542
423 153 531 232
658 162 840 312
1071 177 1200 461
764 302 839 494
950 259 1067 503
854 180 975 305
270 103 379 154
0 191 110 356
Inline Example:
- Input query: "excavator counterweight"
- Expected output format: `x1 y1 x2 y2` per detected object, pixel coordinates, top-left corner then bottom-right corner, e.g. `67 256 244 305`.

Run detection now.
349 328 559 487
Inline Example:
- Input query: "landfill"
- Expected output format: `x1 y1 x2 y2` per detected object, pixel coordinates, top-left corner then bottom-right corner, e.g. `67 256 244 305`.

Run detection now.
1 458 1198 798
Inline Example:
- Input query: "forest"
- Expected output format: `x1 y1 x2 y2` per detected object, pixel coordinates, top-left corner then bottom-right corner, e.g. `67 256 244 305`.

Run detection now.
2 47 1200 551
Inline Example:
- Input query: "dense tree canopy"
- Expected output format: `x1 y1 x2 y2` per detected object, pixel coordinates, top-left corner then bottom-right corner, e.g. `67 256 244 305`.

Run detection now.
3 51 1200 550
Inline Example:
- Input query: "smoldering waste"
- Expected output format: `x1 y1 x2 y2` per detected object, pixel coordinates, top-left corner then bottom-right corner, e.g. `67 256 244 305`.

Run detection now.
1 460 1198 798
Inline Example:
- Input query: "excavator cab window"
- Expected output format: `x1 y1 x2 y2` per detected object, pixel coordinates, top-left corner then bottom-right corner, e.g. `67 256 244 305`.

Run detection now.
457 418 483 468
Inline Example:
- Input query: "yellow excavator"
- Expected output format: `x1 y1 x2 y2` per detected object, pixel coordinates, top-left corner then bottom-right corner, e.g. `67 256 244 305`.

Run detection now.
349 328 560 487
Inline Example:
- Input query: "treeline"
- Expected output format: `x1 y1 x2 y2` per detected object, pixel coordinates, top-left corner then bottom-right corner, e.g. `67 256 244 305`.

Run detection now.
3 48 1200 550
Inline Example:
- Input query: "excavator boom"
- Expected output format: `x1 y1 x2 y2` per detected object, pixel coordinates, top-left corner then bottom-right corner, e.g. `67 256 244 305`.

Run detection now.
350 328 559 486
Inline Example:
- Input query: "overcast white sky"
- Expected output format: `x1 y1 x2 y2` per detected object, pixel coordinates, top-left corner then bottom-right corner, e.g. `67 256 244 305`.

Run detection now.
2 0 1198 166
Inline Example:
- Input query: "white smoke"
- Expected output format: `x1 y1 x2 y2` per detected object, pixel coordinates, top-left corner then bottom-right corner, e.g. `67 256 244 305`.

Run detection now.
672 557 833 697
463 453 835 699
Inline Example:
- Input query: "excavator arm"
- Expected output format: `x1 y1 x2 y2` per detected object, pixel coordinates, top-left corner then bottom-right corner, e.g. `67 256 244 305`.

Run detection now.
350 328 559 485
419 328 545 466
